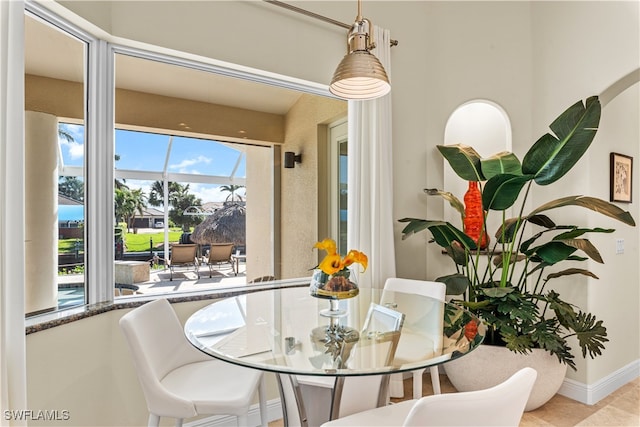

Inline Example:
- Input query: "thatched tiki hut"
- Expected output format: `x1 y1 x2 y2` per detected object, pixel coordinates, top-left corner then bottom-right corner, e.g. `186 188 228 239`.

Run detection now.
190 202 246 248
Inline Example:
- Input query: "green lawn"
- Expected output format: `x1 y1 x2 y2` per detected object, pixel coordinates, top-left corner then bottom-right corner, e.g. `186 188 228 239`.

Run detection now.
123 230 183 252
59 228 186 253
59 239 80 252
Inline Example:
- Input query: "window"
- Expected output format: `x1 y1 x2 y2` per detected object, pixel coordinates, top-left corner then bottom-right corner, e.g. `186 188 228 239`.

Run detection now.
329 120 348 255
112 52 281 296
25 9 89 315
24 3 346 315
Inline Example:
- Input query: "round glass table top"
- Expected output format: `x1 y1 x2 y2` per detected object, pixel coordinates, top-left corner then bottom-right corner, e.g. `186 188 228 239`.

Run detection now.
185 285 485 377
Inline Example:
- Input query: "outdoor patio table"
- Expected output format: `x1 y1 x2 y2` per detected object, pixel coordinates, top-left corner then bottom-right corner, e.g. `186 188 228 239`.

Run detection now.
184 282 485 427
231 253 246 276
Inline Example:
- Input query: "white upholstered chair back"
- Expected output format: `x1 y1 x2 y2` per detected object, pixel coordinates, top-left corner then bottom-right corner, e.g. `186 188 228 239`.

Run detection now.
381 278 446 398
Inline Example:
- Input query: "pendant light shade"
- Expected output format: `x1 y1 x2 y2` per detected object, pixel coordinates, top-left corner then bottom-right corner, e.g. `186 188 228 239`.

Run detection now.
329 3 390 100
330 51 390 100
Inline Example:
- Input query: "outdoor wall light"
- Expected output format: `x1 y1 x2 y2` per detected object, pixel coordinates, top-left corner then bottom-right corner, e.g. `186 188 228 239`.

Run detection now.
329 0 390 100
284 152 302 168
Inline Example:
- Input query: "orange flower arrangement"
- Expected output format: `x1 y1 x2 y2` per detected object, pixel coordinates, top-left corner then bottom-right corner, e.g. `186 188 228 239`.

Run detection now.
311 239 368 296
314 238 368 275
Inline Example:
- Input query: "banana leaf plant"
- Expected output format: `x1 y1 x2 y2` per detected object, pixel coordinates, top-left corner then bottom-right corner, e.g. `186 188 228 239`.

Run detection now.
399 96 636 370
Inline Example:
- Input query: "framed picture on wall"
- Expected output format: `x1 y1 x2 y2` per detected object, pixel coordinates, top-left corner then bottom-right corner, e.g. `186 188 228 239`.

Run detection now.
610 152 633 203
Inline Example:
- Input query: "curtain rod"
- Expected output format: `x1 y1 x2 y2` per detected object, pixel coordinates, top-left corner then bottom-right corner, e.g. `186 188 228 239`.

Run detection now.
263 0 398 47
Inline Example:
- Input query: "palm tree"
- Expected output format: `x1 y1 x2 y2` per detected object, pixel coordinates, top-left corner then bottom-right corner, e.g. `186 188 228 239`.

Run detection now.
170 192 203 232
127 188 147 231
148 180 184 207
115 187 147 232
58 128 74 143
114 154 128 190
58 176 84 202
220 184 245 202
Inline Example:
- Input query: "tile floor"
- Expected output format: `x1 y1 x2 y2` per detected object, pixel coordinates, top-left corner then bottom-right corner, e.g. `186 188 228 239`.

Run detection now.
269 373 639 426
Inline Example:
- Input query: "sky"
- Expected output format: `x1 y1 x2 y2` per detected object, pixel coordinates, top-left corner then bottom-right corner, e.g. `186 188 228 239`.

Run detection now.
59 123 247 204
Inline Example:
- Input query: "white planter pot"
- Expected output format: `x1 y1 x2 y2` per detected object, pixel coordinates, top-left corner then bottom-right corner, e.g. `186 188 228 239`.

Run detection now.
444 344 568 411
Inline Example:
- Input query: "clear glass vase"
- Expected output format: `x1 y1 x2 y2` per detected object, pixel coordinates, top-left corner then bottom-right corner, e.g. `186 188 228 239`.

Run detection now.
309 268 359 300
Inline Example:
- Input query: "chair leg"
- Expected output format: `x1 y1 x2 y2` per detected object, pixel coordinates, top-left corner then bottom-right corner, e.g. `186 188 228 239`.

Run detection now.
237 413 248 426
412 369 426 399
388 372 405 398
258 375 268 427
148 413 160 427
430 366 441 395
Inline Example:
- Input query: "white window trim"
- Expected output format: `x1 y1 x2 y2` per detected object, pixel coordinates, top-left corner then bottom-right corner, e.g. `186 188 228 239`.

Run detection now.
26 1 336 313
328 119 347 253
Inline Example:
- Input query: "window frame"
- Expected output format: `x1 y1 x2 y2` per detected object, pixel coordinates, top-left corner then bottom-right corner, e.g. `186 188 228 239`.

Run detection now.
26 1 100 307
328 119 348 255
25 1 337 317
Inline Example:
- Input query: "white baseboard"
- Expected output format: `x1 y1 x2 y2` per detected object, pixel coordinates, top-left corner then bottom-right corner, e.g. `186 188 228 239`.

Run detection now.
184 398 283 427
558 359 640 405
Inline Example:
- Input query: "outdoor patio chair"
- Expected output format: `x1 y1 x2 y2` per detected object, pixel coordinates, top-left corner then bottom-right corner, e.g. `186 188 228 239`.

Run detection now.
167 244 199 281
205 243 234 277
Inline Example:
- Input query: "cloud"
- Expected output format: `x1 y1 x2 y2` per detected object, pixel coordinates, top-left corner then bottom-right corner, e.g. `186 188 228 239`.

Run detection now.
185 184 247 204
59 138 84 160
59 123 85 160
169 155 212 173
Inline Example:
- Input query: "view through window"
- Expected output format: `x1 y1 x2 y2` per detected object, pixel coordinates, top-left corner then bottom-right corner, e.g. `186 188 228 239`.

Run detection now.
57 124 255 305
57 123 86 309
25 11 87 315
112 129 252 298
26 4 347 315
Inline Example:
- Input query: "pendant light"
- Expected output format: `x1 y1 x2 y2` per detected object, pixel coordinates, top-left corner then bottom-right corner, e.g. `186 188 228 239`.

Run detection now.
329 0 390 100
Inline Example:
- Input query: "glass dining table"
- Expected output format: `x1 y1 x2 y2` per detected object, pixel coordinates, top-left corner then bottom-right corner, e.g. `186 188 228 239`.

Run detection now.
184 283 485 427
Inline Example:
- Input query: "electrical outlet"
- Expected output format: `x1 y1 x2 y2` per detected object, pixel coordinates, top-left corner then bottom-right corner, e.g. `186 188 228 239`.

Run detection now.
616 238 624 254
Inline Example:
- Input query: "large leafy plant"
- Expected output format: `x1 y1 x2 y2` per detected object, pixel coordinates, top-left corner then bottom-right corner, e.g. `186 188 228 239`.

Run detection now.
400 96 635 370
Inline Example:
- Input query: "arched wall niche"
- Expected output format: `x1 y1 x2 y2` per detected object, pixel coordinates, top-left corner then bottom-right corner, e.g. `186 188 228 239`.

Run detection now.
442 100 512 235
600 68 640 108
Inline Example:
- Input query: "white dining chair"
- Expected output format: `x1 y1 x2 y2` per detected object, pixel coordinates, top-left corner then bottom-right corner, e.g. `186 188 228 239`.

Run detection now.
295 303 405 424
321 367 537 427
381 277 446 399
119 298 267 427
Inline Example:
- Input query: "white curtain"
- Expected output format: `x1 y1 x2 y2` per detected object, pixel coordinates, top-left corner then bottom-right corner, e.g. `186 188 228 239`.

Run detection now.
347 26 396 289
0 0 28 423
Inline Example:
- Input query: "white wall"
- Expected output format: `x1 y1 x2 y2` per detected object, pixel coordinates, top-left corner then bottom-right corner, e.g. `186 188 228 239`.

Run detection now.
529 1 640 385
22 1 640 424
407 1 535 280
590 80 640 383
246 144 275 280
26 299 281 427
